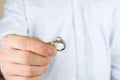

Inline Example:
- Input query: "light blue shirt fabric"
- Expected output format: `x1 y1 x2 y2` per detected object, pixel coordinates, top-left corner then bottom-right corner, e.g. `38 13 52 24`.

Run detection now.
0 0 120 80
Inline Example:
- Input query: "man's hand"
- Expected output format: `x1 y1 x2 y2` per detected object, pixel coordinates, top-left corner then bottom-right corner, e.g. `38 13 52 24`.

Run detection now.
0 34 56 80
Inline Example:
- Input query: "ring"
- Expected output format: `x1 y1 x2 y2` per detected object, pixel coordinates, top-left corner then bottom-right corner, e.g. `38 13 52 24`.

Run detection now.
49 37 66 52
53 37 66 51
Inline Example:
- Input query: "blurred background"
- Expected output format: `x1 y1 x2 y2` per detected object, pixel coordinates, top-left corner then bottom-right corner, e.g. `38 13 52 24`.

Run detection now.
0 0 120 19
0 0 5 19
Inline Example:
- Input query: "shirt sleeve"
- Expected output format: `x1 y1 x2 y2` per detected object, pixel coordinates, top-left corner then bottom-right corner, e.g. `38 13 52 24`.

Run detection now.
0 0 28 47
110 4 120 80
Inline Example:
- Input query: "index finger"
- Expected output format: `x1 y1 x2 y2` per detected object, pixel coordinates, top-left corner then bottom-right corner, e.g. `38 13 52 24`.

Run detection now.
2 34 56 57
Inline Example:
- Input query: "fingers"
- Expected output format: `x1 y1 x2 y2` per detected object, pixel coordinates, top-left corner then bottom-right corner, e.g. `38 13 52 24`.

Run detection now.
1 62 48 77
2 34 56 57
0 34 56 80
2 48 51 66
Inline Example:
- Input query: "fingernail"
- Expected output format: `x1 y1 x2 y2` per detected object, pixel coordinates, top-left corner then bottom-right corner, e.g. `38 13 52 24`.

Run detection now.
48 47 56 56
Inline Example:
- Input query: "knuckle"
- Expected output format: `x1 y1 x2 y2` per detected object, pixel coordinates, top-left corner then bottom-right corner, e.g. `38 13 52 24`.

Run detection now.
45 58 51 65
17 37 28 49
3 34 14 39
41 66 48 74
43 62 48 66
42 58 50 66
44 66 49 70
47 57 51 64
20 51 31 64
47 57 52 63
1 34 28 49
1 35 11 47
25 66 34 76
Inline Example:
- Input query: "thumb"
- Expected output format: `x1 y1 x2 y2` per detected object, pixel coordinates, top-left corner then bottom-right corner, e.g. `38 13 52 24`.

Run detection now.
47 43 57 57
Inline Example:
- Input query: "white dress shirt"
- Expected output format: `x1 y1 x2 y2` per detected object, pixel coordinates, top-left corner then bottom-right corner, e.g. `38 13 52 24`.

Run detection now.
0 0 120 80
